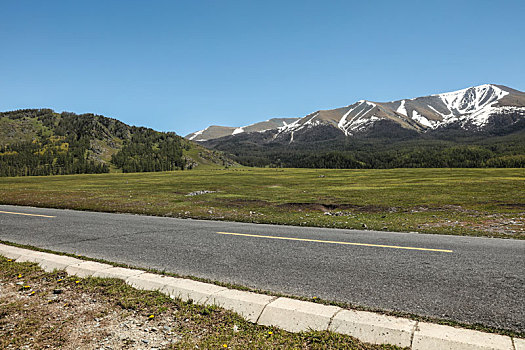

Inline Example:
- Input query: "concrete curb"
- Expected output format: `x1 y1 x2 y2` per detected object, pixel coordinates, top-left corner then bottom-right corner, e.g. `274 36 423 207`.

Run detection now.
65 261 113 278
162 277 227 304
125 272 174 291
0 244 31 260
412 322 514 350
92 266 145 280
207 289 276 323
12 250 82 272
258 297 341 332
1 243 522 349
514 338 525 350
329 309 416 347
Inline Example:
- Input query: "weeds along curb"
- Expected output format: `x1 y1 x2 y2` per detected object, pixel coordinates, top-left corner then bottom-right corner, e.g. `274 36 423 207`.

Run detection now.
1 243 522 349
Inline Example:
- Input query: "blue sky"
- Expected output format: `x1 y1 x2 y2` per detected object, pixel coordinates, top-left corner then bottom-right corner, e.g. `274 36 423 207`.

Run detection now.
1 0 524 136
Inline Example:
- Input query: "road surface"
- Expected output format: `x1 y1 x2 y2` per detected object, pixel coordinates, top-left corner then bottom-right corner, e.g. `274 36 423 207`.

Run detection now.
0 204 523 332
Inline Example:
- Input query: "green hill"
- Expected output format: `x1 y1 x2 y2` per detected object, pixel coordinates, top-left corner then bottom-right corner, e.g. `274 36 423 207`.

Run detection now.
0 109 234 177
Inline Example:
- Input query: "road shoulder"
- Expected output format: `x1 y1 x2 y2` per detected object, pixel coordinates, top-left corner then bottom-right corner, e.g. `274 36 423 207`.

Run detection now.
1 242 521 349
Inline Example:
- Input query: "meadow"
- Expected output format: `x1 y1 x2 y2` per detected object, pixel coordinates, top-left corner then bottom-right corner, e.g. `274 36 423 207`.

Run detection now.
0 168 523 238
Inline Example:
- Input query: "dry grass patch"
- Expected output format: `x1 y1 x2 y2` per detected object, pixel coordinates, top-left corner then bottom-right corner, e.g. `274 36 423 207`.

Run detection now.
0 257 404 349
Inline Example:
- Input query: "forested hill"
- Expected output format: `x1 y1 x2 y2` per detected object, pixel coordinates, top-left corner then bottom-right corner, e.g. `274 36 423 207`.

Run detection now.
0 109 233 177
202 124 525 169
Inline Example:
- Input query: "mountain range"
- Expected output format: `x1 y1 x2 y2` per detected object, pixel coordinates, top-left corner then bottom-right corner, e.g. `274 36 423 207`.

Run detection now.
186 84 525 169
186 84 525 142
2 84 524 177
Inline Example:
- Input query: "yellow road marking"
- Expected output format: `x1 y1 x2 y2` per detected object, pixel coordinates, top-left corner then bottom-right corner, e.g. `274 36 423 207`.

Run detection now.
217 232 453 253
0 210 56 218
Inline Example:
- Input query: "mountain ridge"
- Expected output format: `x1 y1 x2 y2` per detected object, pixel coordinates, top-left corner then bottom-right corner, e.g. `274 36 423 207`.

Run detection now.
191 84 525 169
187 117 300 142
187 84 525 142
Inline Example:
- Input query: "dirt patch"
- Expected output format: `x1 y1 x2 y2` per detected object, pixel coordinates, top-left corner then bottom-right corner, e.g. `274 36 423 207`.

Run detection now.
0 272 184 349
421 213 525 238
224 199 272 208
496 203 525 210
0 259 403 350
277 203 390 213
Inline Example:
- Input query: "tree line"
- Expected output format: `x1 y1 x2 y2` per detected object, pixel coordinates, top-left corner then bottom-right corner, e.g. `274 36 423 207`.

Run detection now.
0 136 109 177
217 132 525 169
111 128 186 173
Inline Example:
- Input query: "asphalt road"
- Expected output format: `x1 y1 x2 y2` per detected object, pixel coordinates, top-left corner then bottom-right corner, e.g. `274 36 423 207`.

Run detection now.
0 204 523 332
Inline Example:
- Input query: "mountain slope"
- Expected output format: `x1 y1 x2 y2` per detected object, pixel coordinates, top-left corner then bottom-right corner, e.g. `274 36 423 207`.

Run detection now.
186 117 300 141
0 109 233 177
192 84 525 169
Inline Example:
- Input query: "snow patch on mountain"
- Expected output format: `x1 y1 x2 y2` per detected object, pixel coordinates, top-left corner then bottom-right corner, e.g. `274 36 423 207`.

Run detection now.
338 106 357 134
459 106 525 127
436 84 509 115
232 127 244 135
279 119 299 131
188 128 206 141
395 84 513 129
427 105 450 119
347 115 381 134
396 100 407 115
278 113 319 135
337 101 381 135
411 110 435 128
304 113 319 125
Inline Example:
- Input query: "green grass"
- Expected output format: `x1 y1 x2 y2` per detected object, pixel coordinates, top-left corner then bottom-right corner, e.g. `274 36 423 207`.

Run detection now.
0 168 524 238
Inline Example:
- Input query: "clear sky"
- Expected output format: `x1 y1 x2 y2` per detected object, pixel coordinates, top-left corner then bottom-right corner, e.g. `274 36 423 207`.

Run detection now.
1 0 524 136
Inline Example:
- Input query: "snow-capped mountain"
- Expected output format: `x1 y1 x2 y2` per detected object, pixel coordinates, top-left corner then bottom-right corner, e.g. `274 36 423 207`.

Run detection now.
186 84 525 143
186 117 299 141
277 84 525 138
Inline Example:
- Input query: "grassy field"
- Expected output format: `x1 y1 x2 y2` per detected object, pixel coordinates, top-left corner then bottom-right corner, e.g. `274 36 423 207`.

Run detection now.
0 256 402 349
0 168 524 238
